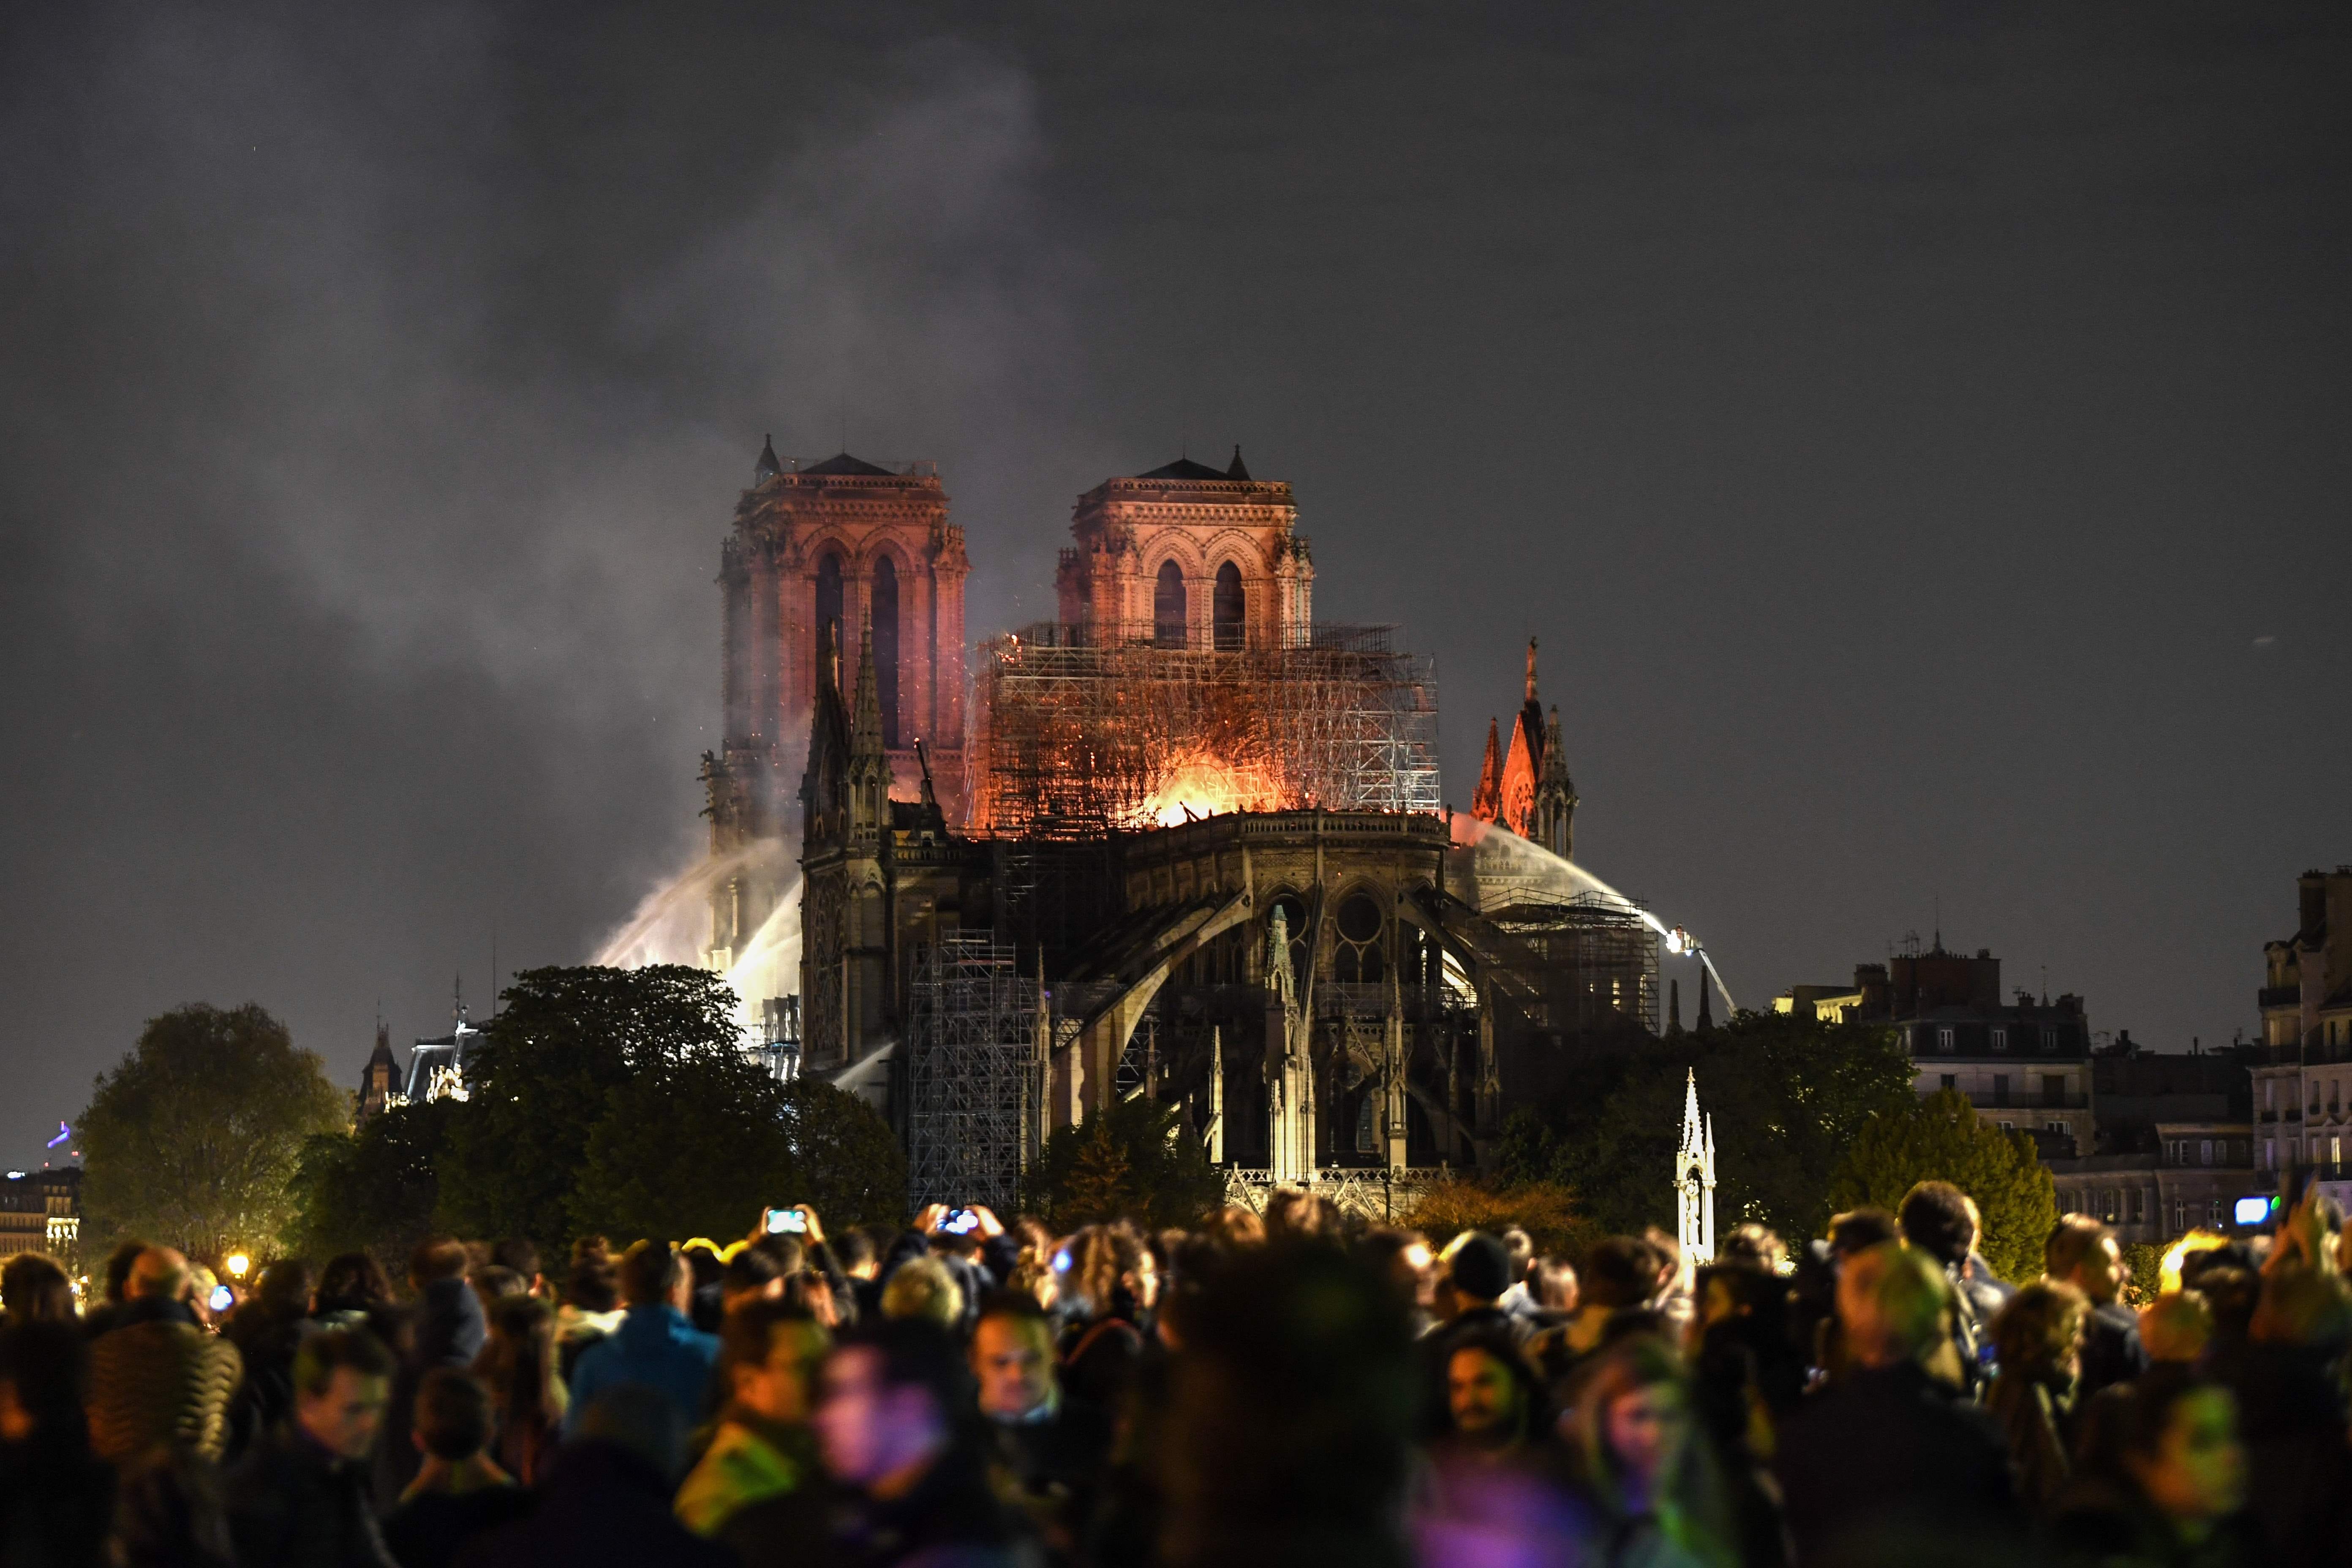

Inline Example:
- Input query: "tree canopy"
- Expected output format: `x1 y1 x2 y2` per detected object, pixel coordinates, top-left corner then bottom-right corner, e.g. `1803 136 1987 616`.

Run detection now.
435 964 743 1249
283 1097 458 1269
570 1049 906 1243
416 964 905 1253
1497 1009 1918 1247
81 1002 350 1263
1024 1096 1226 1230
1827 1088 2060 1281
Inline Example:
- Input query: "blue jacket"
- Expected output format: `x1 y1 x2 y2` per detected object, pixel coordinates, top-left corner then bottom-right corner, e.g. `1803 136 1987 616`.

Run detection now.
564 1305 720 1434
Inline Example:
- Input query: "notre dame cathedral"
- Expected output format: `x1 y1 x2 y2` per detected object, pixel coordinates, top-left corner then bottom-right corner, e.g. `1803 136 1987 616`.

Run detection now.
702 440 1657 1211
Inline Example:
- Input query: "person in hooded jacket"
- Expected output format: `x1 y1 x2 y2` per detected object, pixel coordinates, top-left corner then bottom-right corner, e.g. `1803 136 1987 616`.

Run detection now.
374 1240 486 1513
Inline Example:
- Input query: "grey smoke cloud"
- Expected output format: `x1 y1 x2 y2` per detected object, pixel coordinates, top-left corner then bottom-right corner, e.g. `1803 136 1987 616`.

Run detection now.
2 3 2346 1173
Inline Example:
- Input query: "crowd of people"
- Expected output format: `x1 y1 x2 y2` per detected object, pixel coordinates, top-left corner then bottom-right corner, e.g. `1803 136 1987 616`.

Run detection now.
1 1180 2348 1567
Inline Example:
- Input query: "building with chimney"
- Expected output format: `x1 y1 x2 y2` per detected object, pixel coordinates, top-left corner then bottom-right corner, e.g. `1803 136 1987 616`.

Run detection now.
2252 866 2352 1205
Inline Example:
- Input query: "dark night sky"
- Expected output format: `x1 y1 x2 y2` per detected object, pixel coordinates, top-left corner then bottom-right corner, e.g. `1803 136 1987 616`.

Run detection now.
3 3 2347 1170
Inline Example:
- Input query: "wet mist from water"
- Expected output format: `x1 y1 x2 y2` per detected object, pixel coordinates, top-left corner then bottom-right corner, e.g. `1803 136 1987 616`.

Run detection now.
590 836 801 1029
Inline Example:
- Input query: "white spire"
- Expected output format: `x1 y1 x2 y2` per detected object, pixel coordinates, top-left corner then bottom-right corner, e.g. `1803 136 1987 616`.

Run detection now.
1677 1069 1717 1263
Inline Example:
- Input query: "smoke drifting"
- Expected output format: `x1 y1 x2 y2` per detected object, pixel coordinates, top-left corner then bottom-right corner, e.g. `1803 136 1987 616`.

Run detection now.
0 7 1100 1164
3 5 2345 1172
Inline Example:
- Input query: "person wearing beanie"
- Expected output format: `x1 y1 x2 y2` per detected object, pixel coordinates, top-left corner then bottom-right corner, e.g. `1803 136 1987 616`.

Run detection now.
1416 1231 1530 1439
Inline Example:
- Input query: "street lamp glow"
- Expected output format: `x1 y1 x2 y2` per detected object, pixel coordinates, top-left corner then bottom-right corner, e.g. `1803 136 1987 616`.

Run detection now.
225 1253 250 1279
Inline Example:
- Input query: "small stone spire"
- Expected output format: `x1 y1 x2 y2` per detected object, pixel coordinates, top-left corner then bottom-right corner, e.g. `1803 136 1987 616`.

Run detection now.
754 433 782 483
851 614 883 756
1226 444 1251 481
1471 718 1503 822
1524 636 1538 704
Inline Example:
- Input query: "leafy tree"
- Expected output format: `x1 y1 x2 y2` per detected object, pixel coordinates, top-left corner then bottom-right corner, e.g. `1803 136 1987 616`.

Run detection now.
284 1098 458 1269
770 1075 909 1232
1401 1177 1595 1258
1500 1010 1918 1247
1024 1097 1225 1230
80 1003 349 1263
436 965 742 1250
2119 1241 2163 1309
569 1051 906 1244
1827 1089 2059 1282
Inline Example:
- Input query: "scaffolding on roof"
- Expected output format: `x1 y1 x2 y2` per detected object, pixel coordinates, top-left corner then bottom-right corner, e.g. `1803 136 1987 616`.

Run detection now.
1488 892 1663 1035
903 934 1044 1211
968 621 1441 839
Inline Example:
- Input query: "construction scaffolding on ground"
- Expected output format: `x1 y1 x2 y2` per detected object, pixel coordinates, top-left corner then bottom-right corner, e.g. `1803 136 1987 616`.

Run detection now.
967 622 1441 840
1487 893 1662 1035
903 934 1044 1212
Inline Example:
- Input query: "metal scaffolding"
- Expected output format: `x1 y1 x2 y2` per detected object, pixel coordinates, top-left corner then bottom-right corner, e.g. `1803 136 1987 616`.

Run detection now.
1489 893 1662 1035
968 622 1440 838
903 934 1043 1211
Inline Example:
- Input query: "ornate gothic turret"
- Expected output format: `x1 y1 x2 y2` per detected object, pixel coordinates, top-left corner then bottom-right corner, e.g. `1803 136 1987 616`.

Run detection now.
1676 1070 1717 1262
1531 703 1577 860
1264 906 1315 1184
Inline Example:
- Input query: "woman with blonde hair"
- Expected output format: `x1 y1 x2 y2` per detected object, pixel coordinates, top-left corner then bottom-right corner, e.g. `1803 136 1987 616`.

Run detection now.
1561 1334 1756 1568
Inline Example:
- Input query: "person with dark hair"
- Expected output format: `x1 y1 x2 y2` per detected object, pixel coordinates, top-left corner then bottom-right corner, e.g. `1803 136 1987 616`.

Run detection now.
1555 1334 1758 1568
1437 1327 1549 1464
1057 1223 1157 1411
375 1238 486 1512
556 1237 626 1383
1526 1236 1663 1390
723 1246 787 1315
565 1241 720 1436
675 1299 833 1554
2 1252 75 1325
313 1252 401 1337
474 1294 565 1487
0 1320 113 1568
1899 1181 1994 1396
489 1240 543 1299
81 1238 152 1338
1161 1239 1415 1566
833 1228 884 1323
226 1325 397 1568
682 1244 727 1335
1774 1242 2019 1563
382 1368 529 1568
2045 1215 2148 1404
1417 1230 1524 1438
2048 1367 2259 1565
452 1385 734 1568
1986 1278 2088 1515
814 1316 1021 1568
87 1247 245 1466
225 1256 317 1461
969 1291 1110 1567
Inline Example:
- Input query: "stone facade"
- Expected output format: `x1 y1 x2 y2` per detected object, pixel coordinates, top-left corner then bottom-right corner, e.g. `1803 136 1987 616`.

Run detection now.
2251 867 2352 1195
1054 452 1312 651
707 446 968 970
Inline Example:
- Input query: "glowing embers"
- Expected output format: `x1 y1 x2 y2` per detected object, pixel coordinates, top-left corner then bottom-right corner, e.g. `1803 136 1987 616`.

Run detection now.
1144 751 1279 826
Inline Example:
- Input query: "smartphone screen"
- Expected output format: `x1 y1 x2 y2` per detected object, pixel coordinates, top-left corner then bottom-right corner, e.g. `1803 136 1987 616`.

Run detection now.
208 1285 234 1312
765 1208 806 1234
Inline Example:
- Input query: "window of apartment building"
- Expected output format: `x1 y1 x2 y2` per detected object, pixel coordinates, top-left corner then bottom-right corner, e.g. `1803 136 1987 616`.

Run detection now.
1990 1026 2008 1052
2041 1028 2058 1052
2209 1198 2224 1227
2046 1120 2068 1135
2042 1073 2066 1105
2200 1140 2214 1165
2101 1190 2119 1222
1992 1073 2009 1107
1998 1120 2015 1132
1940 1074 1957 1092
2267 1138 2277 1170
2174 1199 2189 1232
2334 1135 2344 1168
1937 1026 1955 1052
2129 1189 2146 1222
2265 1081 2276 1111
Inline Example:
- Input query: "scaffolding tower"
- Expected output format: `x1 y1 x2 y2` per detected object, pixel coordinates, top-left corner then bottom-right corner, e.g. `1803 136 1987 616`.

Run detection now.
1489 893 1663 1034
904 934 1044 1211
969 622 1440 838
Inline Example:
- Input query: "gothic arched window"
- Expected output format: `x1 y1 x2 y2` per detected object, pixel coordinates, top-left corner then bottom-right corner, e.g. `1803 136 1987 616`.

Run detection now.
871 555 900 747
815 551 845 680
1334 892 1385 984
1213 561 1244 650
1154 560 1187 648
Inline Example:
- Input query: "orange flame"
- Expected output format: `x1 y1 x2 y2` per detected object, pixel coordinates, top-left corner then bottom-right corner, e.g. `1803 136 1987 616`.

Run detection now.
1145 752 1278 827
